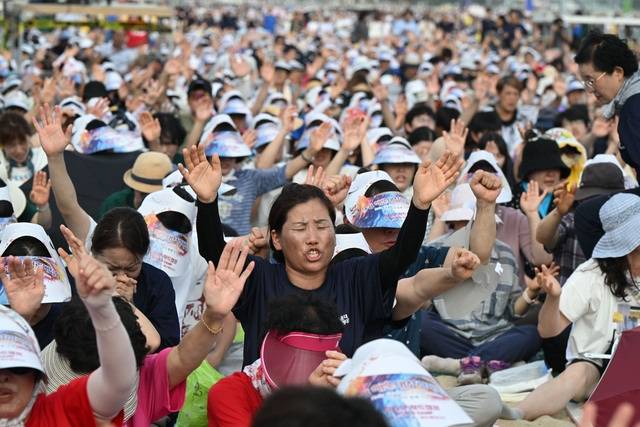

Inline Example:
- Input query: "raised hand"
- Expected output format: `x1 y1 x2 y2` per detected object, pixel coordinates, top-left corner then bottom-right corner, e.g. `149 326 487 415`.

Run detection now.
308 350 346 388
242 129 257 150
57 224 89 279
281 105 298 133
139 111 162 143
178 145 222 204
450 249 481 281
442 119 468 158
322 174 351 207
203 242 255 321
309 122 333 155
32 104 72 157
412 151 464 210
469 170 502 206
230 54 251 78
260 63 275 85
247 227 269 258
0 256 45 322
520 180 548 217
87 97 110 119
341 116 367 153
579 402 637 427
372 80 389 103
193 96 214 123
304 165 326 188
553 183 576 216
535 263 561 298
29 170 52 208
431 191 451 219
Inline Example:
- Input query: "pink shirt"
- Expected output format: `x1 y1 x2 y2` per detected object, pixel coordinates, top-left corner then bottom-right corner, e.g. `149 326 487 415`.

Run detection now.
127 347 187 427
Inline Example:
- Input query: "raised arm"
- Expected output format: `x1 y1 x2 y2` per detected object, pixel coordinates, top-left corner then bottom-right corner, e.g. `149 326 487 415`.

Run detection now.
179 145 226 263
57 225 136 422
255 106 296 170
393 249 480 321
379 151 464 287
325 116 366 177
29 171 53 229
32 104 92 242
521 180 554 264
284 123 329 180
535 263 571 338
468 170 501 264
537 184 576 249
166 242 255 388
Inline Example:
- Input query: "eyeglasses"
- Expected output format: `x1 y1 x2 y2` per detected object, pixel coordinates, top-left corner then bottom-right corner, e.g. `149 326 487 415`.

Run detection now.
582 72 607 90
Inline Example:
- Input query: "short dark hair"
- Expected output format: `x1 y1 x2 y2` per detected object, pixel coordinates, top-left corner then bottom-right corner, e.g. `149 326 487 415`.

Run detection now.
435 107 461 132
54 296 148 373
468 110 502 134
405 103 435 128
92 207 150 257
408 126 437 146
268 184 336 263
556 104 590 127
574 30 639 77
264 294 344 337
252 386 389 427
154 113 187 146
496 76 524 94
0 112 32 146
2 236 49 257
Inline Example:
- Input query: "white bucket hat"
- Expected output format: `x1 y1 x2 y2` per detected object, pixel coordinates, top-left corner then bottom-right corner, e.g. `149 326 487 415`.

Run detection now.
592 193 640 259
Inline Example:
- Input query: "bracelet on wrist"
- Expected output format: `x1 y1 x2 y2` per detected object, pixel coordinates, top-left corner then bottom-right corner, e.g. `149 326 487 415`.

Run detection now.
200 317 224 335
301 150 314 163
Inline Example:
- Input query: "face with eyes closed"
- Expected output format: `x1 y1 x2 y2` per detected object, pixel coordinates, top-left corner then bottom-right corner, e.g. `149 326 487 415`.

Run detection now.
271 199 336 276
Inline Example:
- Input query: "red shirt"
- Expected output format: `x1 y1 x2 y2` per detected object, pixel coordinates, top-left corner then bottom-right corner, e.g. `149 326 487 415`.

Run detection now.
207 372 263 427
27 376 124 427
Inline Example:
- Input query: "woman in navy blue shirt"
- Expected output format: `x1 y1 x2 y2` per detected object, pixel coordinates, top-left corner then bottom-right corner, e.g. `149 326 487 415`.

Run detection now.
180 145 462 366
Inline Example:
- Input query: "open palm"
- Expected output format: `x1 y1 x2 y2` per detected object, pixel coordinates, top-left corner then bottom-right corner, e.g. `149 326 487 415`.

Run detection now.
179 145 222 203
0 257 45 321
203 242 255 319
29 171 51 207
413 151 463 209
32 104 71 157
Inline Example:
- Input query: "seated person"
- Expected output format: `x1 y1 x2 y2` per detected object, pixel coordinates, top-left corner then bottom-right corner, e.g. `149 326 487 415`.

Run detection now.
421 183 542 384
516 193 640 421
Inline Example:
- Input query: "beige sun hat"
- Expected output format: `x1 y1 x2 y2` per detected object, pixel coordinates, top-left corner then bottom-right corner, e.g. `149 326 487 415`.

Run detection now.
123 152 173 194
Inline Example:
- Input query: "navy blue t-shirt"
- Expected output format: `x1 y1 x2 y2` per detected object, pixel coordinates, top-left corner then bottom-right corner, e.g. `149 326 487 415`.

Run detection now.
31 262 180 351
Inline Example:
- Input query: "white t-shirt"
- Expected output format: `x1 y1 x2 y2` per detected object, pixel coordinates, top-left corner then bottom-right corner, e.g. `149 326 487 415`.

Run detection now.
0 147 48 186
560 259 639 366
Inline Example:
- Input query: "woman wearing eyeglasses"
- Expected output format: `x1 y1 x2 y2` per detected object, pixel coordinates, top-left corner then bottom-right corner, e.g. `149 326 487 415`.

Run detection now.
574 30 640 175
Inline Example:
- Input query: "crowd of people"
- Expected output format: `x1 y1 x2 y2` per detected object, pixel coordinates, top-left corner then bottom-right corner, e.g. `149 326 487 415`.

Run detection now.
0 4 638 426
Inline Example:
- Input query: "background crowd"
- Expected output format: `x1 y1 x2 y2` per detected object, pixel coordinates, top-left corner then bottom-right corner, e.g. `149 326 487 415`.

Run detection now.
0 3 637 426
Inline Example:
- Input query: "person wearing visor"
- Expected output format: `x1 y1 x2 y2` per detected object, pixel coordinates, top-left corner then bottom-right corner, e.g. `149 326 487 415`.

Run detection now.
33 105 180 350
208 291 345 427
201 114 326 236
181 142 462 367
372 136 421 197
0 240 136 425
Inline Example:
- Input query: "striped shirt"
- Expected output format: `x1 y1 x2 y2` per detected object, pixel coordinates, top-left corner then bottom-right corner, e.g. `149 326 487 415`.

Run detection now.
219 166 288 235
429 237 522 345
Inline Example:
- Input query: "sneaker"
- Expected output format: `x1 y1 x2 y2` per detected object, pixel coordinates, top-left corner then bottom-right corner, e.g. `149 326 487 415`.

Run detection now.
421 355 461 375
457 356 483 385
485 360 511 378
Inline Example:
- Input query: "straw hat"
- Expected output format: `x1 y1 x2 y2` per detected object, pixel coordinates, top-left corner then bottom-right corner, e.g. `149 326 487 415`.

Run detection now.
123 152 173 194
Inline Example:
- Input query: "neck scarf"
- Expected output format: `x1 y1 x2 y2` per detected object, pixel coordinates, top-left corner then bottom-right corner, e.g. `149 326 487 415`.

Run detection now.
0 381 44 427
6 149 34 183
603 70 640 119
242 359 273 398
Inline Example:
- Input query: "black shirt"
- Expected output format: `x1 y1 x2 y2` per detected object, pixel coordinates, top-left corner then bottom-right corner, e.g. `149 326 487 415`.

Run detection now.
196 198 429 366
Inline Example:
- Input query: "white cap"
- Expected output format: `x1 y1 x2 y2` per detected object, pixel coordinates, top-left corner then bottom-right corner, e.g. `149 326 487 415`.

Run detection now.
59 97 85 117
0 223 72 304
138 188 196 277
441 184 476 222
333 233 371 258
3 91 31 112
104 71 123 91
459 150 512 204
0 305 44 374
366 127 393 146
373 137 421 165
0 180 26 218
